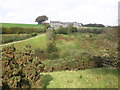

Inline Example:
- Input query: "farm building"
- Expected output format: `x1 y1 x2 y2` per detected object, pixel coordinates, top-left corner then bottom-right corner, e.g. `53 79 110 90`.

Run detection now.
50 21 82 28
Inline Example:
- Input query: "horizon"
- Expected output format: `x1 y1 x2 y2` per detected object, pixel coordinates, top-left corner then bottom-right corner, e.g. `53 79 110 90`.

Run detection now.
0 0 119 26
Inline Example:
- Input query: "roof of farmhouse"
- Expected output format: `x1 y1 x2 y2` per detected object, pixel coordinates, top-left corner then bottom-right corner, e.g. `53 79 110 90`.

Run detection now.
50 21 81 24
50 21 61 23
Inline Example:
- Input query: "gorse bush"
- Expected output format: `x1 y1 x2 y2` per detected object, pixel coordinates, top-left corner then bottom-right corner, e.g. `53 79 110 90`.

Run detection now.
2 44 44 89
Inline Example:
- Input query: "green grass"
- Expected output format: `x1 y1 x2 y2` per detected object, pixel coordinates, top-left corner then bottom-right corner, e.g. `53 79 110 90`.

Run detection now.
0 34 47 51
1 23 45 28
41 68 118 88
1 23 46 34
14 34 47 50
79 27 104 29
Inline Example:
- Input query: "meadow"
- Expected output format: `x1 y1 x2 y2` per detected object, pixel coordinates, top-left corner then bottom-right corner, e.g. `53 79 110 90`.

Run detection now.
41 68 118 88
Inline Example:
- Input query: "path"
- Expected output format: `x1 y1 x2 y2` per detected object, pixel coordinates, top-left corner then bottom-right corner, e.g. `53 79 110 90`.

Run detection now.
0 34 45 47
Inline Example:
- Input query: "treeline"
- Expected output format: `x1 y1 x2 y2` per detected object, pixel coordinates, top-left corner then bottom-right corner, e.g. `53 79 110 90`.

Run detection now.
77 28 105 34
52 26 104 34
83 23 105 27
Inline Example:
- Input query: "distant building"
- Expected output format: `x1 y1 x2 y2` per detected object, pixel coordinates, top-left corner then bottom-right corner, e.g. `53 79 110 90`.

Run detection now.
72 22 82 28
50 21 82 28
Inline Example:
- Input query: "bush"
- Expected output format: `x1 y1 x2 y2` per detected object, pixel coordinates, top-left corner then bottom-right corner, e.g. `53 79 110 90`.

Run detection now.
46 29 58 53
55 26 78 34
77 28 104 34
43 52 95 72
47 42 57 53
2 44 44 89
30 33 37 37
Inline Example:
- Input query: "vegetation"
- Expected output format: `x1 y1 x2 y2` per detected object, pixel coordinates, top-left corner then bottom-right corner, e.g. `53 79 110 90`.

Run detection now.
2 44 44 89
1 33 37 44
42 68 118 88
1 23 46 34
55 26 77 34
77 28 105 34
1 25 118 88
35 15 48 24
83 23 105 27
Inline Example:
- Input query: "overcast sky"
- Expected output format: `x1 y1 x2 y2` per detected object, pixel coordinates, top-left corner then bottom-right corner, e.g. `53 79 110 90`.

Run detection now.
0 0 119 26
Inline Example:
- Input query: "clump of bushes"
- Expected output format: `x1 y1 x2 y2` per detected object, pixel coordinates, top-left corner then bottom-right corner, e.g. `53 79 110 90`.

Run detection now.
46 29 59 59
77 28 104 34
42 51 96 72
55 26 77 34
2 44 44 89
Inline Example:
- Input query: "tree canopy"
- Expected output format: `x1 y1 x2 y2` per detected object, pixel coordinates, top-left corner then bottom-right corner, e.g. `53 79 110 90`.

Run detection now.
35 15 48 24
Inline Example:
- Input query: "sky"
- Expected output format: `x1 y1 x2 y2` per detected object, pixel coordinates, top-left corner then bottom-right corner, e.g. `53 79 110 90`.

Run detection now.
0 0 119 26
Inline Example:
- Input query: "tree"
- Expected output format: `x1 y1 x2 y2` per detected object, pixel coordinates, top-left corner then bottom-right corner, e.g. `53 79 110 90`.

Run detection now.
35 15 48 24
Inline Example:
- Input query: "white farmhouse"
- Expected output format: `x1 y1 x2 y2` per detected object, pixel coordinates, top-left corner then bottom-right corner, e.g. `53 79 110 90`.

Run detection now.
50 21 82 28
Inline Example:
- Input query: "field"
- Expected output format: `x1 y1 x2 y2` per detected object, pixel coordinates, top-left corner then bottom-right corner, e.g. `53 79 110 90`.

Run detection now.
1 23 47 34
41 68 118 88
1 26 118 88
1 23 45 28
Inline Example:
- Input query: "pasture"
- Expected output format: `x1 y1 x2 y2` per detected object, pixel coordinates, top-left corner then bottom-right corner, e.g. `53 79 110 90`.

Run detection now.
1 23 46 34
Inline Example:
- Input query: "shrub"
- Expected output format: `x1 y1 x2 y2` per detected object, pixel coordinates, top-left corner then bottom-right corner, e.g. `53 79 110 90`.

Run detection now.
30 33 37 37
47 42 57 53
2 44 44 89
46 29 58 53
55 26 77 34
77 28 104 34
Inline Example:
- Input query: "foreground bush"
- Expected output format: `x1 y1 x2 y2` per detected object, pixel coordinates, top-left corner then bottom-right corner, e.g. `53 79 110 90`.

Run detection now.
2 44 44 89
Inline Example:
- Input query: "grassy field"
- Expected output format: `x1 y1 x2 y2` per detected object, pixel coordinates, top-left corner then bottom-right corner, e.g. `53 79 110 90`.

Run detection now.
1 23 45 28
9 34 47 50
1 23 46 34
41 68 118 88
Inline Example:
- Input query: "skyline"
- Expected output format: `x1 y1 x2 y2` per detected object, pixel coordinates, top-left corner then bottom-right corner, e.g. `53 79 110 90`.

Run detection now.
0 0 119 26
